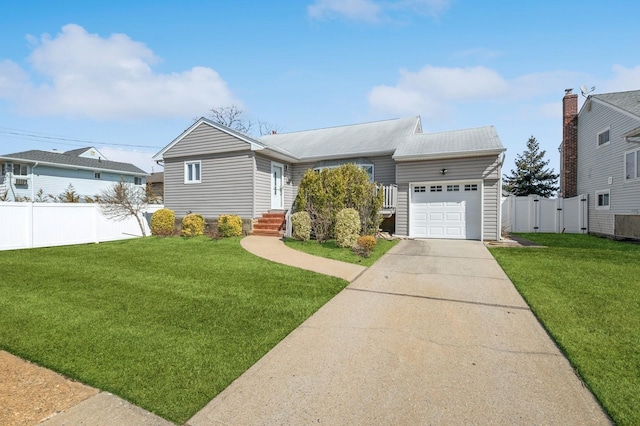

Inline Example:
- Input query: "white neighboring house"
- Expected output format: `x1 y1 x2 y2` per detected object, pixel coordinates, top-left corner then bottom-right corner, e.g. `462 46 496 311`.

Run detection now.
0 147 148 201
560 89 640 239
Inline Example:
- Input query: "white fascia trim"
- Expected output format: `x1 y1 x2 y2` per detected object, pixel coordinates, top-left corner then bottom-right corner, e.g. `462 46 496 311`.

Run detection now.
393 148 505 162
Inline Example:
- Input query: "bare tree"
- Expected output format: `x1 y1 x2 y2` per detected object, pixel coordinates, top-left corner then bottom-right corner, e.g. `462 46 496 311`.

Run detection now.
99 178 148 237
207 105 252 134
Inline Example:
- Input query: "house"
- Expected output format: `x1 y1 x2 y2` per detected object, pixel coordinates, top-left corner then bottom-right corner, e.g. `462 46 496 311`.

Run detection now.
146 172 164 200
0 147 147 201
152 116 506 240
560 89 640 239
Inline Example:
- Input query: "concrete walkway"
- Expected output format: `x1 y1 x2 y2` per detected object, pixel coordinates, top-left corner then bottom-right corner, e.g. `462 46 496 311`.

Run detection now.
189 239 610 425
241 235 367 281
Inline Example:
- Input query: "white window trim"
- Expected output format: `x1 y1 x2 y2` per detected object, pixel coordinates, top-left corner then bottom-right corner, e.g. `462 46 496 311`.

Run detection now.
624 147 640 181
597 126 611 147
595 189 610 210
184 160 202 184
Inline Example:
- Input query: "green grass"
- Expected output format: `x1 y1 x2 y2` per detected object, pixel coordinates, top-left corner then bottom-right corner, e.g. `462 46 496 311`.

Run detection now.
489 233 640 425
0 237 347 424
284 237 399 267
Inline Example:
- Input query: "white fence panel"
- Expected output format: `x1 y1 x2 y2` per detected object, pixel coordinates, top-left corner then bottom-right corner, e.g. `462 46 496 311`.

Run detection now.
0 203 164 251
501 195 588 234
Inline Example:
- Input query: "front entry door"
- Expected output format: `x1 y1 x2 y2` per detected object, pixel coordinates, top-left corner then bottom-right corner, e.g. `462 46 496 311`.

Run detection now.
271 163 284 209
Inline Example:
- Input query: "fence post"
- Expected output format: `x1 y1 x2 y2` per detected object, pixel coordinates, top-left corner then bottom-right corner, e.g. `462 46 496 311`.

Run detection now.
556 197 563 233
580 194 588 234
27 202 34 248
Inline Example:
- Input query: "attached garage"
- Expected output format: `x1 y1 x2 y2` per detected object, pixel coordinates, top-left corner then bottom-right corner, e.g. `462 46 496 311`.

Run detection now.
409 182 482 240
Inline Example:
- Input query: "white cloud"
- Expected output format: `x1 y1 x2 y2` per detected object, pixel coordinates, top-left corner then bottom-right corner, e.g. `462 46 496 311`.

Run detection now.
601 64 640 93
368 65 587 120
307 0 450 22
0 24 238 120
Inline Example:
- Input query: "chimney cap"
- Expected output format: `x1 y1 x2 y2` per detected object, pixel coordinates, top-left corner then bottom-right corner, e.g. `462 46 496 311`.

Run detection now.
565 88 573 95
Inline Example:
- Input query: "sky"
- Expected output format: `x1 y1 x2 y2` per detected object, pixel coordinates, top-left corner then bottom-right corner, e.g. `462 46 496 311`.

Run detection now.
1 0 639 175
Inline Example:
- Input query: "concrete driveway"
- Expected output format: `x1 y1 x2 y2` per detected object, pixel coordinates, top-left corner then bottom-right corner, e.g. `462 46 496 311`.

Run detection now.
188 239 609 425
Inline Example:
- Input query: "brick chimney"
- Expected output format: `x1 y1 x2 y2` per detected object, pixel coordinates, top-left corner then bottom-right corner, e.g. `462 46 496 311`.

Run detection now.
561 89 578 198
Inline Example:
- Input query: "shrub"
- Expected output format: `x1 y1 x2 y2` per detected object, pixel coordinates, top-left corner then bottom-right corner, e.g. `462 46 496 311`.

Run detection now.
335 208 361 248
291 211 312 241
217 214 243 237
150 208 175 236
295 164 383 239
181 213 205 237
354 235 377 258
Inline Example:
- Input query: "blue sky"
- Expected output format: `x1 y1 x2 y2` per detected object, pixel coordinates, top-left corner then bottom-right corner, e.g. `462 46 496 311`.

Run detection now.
1 0 639 175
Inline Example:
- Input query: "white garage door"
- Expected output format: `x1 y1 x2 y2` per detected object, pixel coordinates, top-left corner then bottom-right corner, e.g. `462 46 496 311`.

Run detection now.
410 183 481 240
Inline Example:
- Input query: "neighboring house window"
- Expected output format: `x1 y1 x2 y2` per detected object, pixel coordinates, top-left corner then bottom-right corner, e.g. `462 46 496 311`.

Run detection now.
597 127 610 146
94 172 102 179
13 163 28 176
595 190 610 210
1 164 5 175
625 148 640 180
134 177 143 185
184 161 201 183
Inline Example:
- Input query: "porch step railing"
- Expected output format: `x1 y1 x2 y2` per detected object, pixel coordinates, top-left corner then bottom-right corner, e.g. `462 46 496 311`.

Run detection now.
380 184 397 211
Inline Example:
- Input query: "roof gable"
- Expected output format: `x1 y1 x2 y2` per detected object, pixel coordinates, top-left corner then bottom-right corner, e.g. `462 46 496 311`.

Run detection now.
153 118 266 161
64 146 109 160
588 90 640 120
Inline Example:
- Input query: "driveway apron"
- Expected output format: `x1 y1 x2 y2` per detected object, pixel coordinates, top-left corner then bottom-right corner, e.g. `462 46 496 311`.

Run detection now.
189 239 609 425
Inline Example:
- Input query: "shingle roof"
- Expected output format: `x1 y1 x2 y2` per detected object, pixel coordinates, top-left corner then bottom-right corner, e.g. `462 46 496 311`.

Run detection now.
592 90 640 118
0 150 147 175
259 116 421 160
393 126 505 160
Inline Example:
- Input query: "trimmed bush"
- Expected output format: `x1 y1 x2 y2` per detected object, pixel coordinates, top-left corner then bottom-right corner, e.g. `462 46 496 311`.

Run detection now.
181 213 205 237
354 235 377 258
335 208 361 248
291 211 311 241
217 214 243 237
150 208 175 236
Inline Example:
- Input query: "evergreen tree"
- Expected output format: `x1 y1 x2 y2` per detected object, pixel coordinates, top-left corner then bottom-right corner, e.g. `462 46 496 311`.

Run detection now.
503 136 559 197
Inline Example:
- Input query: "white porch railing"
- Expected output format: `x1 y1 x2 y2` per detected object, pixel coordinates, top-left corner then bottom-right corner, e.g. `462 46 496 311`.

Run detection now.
380 184 397 211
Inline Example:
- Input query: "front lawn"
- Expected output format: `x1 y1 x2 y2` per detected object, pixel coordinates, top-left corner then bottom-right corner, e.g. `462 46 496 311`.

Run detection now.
0 237 346 424
489 233 640 425
284 237 399 267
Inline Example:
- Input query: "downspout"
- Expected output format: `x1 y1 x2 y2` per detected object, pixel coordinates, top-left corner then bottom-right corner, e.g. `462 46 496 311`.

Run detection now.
31 162 38 200
497 153 506 241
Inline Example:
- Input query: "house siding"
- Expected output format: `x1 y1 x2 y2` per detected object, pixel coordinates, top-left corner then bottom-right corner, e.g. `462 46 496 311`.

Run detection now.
577 99 640 237
0 164 142 201
164 152 254 218
164 123 250 158
395 155 502 239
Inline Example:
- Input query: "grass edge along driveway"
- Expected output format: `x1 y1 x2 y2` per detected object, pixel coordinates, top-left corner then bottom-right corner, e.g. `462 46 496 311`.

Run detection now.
489 233 640 425
0 236 347 424
284 237 399 267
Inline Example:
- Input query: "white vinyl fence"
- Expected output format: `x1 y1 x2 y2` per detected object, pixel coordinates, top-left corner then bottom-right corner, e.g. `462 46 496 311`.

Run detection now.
502 194 588 234
0 203 164 251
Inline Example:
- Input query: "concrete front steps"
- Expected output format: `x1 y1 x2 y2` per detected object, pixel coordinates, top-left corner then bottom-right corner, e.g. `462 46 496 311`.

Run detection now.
252 211 286 237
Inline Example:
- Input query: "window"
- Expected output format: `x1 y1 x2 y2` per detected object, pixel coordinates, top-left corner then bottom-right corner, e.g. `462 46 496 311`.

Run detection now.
625 148 640 180
13 163 28 176
1 164 5 175
313 161 374 182
134 177 142 185
184 161 201 183
595 190 610 210
94 172 101 179
413 186 426 193
430 185 442 192
446 184 460 192
464 184 478 191
597 127 610 146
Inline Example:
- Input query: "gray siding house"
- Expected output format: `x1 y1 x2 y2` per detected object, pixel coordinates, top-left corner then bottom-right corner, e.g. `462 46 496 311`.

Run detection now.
560 89 640 239
0 147 147 201
153 116 506 240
